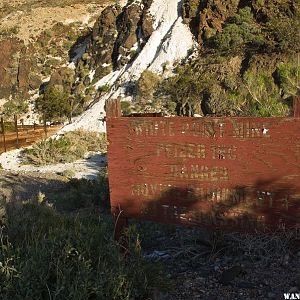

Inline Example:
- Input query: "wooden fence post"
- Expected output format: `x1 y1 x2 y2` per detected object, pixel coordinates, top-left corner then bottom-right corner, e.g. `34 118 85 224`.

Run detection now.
105 99 127 242
1 117 6 152
293 96 300 117
14 115 19 149
43 113 47 138
105 99 122 119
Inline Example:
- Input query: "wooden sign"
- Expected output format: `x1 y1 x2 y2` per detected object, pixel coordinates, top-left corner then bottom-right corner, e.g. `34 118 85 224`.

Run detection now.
107 102 300 232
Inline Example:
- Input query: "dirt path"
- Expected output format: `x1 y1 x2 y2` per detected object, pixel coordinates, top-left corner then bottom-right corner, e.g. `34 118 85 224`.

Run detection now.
0 169 108 212
0 148 106 180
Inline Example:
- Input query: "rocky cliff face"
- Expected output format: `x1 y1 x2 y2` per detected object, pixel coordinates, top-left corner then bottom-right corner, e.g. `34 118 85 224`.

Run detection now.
60 0 196 132
160 0 300 117
76 0 154 86
0 38 41 99
0 1 110 118
183 0 239 43
1 0 299 131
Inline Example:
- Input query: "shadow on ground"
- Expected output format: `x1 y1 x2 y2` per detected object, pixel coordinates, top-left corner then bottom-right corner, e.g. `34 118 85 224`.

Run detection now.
0 169 110 212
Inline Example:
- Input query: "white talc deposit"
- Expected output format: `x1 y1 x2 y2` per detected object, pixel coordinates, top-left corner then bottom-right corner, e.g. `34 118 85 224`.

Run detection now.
59 0 196 133
0 0 197 176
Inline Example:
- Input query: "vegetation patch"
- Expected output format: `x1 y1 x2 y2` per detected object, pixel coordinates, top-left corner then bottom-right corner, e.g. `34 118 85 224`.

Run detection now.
158 54 297 117
0 25 19 38
0 198 166 299
24 130 107 165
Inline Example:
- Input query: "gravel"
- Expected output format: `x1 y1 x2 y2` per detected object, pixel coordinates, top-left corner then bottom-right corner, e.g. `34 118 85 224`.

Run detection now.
139 224 300 299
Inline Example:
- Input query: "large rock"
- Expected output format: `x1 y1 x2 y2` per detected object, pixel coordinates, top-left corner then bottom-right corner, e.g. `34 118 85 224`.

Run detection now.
113 0 154 68
0 38 39 99
90 5 121 70
183 0 239 43
76 0 154 84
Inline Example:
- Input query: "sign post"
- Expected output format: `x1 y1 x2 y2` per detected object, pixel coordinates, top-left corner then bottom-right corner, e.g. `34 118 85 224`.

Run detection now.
107 97 300 235
1 117 6 153
14 115 19 149
106 99 129 241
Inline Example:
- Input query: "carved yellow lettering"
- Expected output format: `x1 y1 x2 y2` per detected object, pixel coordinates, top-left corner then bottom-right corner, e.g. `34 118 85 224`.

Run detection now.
204 122 216 137
196 145 206 158
233 122 243 138
168 122 175 136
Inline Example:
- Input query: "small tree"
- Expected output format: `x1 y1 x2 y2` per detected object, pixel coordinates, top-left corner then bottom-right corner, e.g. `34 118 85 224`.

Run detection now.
36 85 70 122
161 67 205 116
136 70 160 103
2 97 28 117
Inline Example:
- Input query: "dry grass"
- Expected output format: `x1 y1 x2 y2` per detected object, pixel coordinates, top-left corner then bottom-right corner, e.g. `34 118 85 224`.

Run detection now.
0 0 112 43
153 227 300 265
24 130 107 165
0 190 166 299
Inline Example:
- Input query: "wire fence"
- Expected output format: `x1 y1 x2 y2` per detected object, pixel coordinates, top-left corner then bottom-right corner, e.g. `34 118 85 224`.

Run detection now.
0 115 62 154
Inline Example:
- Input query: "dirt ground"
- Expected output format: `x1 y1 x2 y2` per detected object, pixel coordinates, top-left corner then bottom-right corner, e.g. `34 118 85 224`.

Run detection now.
0 1 111 44
0 170 108 212
1 170 300 300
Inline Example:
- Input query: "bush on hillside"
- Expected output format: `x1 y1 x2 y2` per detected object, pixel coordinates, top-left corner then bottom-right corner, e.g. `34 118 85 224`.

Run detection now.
276 61 300 98
1 97 28 118
160 67 206 116
24 130 107 165
212 7 265 53
35 85 70 122
136 70 161 103
241 71 290 116
266 9 300 53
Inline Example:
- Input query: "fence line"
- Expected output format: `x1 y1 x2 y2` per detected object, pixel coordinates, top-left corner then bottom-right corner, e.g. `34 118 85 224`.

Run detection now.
0 115 62 154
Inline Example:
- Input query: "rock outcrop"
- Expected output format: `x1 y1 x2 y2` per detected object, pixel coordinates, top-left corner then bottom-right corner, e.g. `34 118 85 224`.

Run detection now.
0 38 40 99
183 0 239 43
76 0 154 85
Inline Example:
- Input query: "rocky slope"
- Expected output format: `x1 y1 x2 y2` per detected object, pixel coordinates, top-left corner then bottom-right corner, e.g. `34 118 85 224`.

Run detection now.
0 0 299 131
61 0 300 132
60 0 197 132
0 1 112 122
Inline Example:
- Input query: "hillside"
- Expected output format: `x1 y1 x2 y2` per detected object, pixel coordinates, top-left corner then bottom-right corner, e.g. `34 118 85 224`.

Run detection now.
0 0 113 123
0 0 299 130
0 2 300 299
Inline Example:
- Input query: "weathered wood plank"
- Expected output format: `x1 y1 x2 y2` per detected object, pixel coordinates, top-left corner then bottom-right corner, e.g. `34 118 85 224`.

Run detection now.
106 99 121 118
107 117 300 231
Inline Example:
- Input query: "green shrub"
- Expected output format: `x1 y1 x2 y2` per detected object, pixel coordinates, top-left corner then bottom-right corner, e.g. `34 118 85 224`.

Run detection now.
62 169 76 179
276 61 300 98
24 130 107 165
121 101 132 116
98 84 110 94
35 85 70 122
2 98 28 118
0 201 166 299
212 7 265 52
160 66 207 116
242 71 290 117
0 25 20 37
266 9 300 53
136 70 160 103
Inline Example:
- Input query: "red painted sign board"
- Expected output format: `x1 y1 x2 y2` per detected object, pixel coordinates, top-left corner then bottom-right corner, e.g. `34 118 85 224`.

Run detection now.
107 104 300 232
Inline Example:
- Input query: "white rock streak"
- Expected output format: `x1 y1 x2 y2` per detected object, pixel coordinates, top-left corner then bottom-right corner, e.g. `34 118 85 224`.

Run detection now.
0 0 197 177
57 0 196 133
